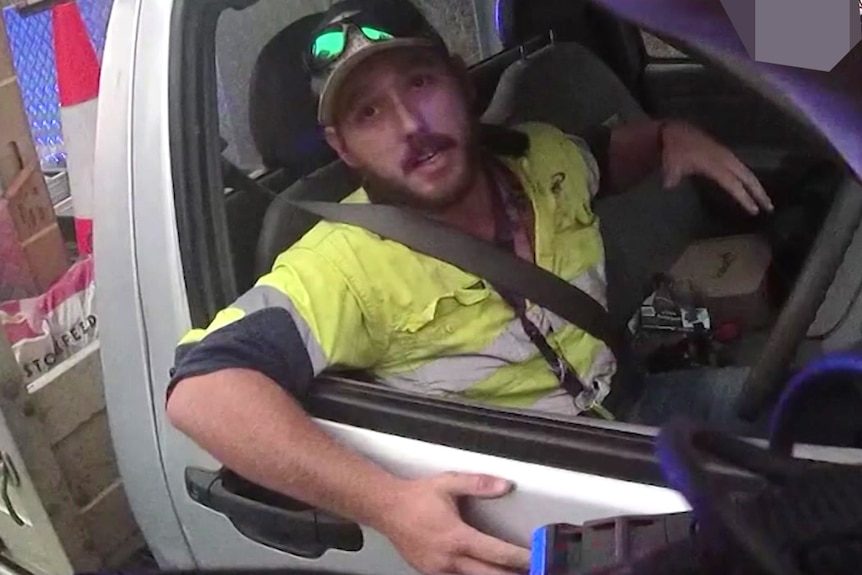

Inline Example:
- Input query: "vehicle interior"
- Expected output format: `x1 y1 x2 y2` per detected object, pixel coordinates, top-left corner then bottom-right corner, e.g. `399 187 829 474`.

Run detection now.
176 0 862 451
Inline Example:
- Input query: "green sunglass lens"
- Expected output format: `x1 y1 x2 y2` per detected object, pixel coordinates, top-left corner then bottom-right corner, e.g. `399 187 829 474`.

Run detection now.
361 27 394 41
313 27 393 61
313 31 346 60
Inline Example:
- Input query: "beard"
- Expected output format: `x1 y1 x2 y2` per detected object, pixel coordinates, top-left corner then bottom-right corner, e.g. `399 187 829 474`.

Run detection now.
360 123 483 212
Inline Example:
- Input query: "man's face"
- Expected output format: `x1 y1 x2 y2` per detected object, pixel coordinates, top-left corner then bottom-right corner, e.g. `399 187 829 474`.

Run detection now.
324 48 479 211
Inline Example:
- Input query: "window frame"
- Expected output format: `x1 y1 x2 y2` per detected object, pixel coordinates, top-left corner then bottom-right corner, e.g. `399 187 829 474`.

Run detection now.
169 0 763 493
170 0 250 326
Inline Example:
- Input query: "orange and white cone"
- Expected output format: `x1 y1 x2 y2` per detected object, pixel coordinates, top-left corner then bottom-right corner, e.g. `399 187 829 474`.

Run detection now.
52 1 100 256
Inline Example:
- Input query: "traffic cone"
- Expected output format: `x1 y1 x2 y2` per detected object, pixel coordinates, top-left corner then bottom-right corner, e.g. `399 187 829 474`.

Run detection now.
52 1 100 256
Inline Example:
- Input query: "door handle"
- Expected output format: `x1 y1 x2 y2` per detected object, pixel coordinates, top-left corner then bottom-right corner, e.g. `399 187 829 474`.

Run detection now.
185 468 363 559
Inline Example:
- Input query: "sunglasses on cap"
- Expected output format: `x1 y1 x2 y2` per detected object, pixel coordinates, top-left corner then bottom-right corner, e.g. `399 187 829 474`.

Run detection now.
308 22 396 71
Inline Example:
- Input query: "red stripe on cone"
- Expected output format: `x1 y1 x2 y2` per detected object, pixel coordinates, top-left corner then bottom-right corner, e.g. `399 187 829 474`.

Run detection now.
74 217 93 257
53 0 101 256
52 1 100 107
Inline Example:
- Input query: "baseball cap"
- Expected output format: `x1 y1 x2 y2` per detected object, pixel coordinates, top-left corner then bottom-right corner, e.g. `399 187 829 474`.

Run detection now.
305 0 448 125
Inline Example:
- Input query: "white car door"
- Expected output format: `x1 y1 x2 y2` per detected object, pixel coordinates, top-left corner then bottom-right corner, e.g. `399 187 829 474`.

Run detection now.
95 0 862 574
94 1 700 572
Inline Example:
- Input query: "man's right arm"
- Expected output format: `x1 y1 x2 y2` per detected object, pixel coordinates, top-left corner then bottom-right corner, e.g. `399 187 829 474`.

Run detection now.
167 367 406 531
166 246 530 575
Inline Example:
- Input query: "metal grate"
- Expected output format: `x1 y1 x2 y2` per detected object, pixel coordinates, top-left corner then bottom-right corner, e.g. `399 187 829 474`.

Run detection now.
2 0 113 169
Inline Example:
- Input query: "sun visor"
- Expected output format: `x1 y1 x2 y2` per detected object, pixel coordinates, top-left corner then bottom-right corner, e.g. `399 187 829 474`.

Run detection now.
590 0 862 181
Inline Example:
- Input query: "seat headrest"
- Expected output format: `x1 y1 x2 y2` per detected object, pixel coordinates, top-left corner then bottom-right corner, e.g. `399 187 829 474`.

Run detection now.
495 0 589 48
255 161 361 275
496 42 648 132
249 12 338 177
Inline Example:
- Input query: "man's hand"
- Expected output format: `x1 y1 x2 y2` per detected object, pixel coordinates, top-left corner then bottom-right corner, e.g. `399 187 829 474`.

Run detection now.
661 121 774 216
377 472 531 575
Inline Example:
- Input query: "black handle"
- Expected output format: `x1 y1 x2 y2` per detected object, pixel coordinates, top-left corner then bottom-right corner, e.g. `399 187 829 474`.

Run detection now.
185 468 364 559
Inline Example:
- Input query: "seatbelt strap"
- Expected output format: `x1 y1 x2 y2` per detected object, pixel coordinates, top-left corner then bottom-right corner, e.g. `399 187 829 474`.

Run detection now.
291 199 627 362
487 165 613 418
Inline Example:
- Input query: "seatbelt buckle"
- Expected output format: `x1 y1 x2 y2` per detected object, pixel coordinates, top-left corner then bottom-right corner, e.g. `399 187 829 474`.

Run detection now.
551 357 568 382
555 360 616 421
557 361 616 421
575 386 616 421
590 403 616 421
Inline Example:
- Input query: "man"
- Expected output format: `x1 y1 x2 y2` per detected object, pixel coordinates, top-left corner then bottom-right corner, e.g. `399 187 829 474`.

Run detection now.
167 1 773 574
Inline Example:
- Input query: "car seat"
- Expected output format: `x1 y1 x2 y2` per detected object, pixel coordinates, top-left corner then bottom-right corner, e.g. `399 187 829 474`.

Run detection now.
494 0 648 104
248 12 339 179
224 12 345 294
248 10 363 277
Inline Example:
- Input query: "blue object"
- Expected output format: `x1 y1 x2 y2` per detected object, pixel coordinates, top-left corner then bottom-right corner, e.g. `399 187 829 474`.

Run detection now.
2 0 114 169
529 525 549 575
767 351 862 454
771 351 862 428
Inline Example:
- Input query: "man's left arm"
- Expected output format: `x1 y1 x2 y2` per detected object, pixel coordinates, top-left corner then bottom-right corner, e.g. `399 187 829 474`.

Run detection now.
577 120 774 215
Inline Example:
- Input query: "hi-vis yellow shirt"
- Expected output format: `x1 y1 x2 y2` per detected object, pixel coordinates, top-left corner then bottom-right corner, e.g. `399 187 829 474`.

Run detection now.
171 122 616 416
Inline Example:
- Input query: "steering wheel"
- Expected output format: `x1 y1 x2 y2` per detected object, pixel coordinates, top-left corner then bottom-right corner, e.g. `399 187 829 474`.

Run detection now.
655 417 862 575
572 368 862 575
735 174 862 421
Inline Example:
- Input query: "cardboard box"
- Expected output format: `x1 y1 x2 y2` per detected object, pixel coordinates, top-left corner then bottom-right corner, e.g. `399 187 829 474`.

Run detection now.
669 234 773 329
6 163 69 286
0 18 69 303
0 16 14 82
0 198 38 300
0 81 41 190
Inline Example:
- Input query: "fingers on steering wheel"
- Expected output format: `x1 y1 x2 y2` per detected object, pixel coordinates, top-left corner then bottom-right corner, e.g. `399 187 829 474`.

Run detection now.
664 162 684 189
728 158 773 212
714 166 760 215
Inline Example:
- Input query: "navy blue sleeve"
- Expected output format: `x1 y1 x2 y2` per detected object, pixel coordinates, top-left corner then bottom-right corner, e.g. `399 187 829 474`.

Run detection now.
167 308 314 403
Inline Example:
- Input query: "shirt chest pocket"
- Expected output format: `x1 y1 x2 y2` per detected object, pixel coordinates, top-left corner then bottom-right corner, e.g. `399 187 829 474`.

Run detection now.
397 283 497 351
554 182 596 232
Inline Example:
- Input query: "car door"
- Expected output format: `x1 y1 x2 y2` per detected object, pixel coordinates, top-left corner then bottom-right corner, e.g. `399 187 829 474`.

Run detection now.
135 0 711 572
97 1 862 574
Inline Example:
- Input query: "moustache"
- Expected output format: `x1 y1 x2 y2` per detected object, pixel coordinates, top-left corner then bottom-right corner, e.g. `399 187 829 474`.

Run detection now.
401 133 458 174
